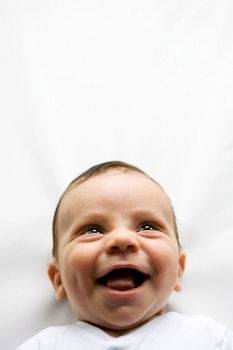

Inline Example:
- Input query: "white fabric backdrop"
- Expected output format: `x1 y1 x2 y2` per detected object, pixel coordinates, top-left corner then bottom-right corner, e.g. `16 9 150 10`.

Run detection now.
1 1 233 349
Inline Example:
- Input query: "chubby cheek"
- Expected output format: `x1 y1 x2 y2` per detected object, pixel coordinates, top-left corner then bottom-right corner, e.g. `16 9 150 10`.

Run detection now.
147 244 180 285
59 245 95 293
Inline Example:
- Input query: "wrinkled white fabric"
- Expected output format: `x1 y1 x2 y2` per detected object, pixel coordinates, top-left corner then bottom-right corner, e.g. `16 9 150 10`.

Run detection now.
17 312 233 350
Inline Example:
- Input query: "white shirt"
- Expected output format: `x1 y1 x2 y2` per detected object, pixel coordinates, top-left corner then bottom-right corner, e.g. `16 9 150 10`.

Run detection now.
17 312 233 350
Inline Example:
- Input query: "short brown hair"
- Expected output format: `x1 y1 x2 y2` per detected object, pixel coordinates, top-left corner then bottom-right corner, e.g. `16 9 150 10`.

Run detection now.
52 161 181 257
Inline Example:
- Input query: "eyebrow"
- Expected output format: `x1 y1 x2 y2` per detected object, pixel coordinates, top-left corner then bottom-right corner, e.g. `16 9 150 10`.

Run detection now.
130 208 174 227
63 211 110 235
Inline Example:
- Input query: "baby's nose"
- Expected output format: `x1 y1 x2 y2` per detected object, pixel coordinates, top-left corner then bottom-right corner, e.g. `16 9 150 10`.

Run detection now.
105 230 140 254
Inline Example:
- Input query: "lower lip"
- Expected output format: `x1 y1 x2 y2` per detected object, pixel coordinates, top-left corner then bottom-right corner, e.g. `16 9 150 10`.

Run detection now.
98 280 149 299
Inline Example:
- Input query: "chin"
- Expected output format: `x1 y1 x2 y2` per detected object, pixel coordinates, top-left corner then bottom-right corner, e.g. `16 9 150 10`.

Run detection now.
100 308 163 332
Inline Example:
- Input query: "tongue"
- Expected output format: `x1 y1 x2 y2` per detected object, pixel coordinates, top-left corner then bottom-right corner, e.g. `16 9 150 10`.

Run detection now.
106 276 136 290
106 274 136 291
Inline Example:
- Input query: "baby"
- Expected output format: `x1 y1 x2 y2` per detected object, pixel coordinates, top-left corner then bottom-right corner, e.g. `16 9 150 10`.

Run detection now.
17 161 233 349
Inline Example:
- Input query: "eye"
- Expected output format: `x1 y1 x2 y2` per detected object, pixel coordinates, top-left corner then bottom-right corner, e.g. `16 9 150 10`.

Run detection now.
138 223 159 232
82 226 103 235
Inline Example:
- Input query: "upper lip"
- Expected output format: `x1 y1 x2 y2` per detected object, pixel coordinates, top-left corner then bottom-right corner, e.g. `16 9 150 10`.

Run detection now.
95 262 151 280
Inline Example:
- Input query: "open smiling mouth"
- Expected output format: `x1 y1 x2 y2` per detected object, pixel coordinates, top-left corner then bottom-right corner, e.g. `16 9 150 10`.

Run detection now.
96 268 149 291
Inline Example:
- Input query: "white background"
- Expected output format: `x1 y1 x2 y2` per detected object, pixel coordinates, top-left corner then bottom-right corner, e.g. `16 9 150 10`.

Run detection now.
1 1 233 349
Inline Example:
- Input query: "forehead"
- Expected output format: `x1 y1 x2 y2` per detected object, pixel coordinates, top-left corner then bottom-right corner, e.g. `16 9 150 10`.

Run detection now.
57 171 174 231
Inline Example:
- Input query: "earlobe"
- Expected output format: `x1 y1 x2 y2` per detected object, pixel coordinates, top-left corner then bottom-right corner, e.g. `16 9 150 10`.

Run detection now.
174 252 186 292
48 260 66 301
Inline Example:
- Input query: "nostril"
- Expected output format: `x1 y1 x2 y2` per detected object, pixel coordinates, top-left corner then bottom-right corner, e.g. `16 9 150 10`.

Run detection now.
127 244 139 252
110 245 120 251
107 242 139 254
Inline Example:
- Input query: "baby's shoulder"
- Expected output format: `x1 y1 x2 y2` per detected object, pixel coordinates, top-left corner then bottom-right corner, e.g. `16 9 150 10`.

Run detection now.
16 324 78 350
170 312 228 330
160 312 233 349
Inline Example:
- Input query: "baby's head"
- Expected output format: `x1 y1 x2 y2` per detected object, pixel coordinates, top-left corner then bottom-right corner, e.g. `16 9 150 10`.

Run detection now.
48 161 186 335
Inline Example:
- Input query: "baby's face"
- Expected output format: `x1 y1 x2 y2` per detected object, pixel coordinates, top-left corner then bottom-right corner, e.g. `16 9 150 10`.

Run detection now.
48 171 185 334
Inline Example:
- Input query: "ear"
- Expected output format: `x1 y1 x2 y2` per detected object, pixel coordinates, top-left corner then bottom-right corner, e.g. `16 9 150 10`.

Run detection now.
48 260 66 301
174 252 186 292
